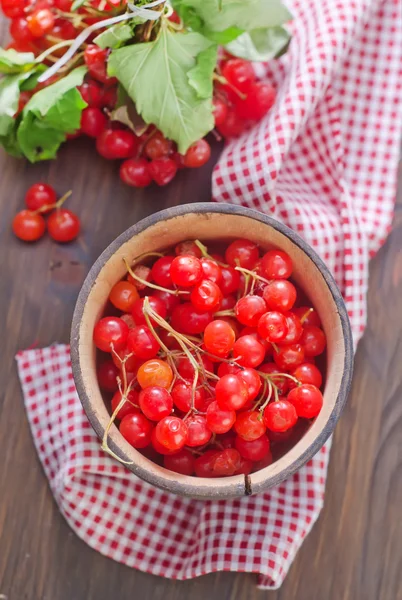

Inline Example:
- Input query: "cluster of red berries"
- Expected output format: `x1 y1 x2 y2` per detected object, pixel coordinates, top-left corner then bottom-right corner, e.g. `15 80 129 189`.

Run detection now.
93 238 326 478
12 182 80 242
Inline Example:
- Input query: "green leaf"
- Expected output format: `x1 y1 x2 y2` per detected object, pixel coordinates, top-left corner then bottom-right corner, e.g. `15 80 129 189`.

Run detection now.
17 66 87 162
187 44 217 99
94 23 134 49
0 70 36 156
225 25 291 62
108 27 216 153
172 0 292 37
172 2 243 43
0 48 36 74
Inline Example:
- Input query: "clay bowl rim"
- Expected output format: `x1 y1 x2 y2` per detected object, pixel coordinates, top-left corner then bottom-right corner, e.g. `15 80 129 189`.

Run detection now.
71 202 353 499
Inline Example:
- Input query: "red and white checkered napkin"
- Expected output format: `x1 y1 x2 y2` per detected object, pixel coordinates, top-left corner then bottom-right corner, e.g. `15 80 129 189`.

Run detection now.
16 0 402 589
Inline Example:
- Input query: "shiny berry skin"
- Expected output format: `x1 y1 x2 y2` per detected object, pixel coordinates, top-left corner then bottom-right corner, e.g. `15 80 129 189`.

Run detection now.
12 210 45 242
204 319 236 356
152 289 180 314
150 428 176 455
261 249 292 279
206 401 236 434
199 259 222 285
148 157 177 186
1 0 27 19
97 359 119 391
171 382 206 412
25 183 56 213
120 158 152 188
238 327 271 353
273 343 305 370
144 131 171 160
233 335 265 368
109 280 139 312
259 363 289 395
216 374 249 411
235 433 270 461
183 139 211 168
111 345 141 373
111 389 139 420
175 240 202 258
171 303 213 335
212 448 241 476
127 264 151 290
93 316 129 352
287 384 323 418
47 209 80 242
263 280 297 312
219 264 241 295
237 368 262 401
185 414 212 447
216 108 245 138
84 45 116 85
131 295 167 326
10 17 34 43
139 386 173 421
193 450 221 477
225 238 259 270
289 363 323 389
177 355 214 381
222 59 255 93
293 306 321 328
126 325 160 360
96 129 138 160
151 256 174 288
235 295 267 327
137 359 173 389
78 80 103 108
27 9 55 37
80 107 107 138
119 412 152 448
170 255 203 287
164 449 194 475
235 81 276 120
234 410 266 441
191 279 222 312
263 400 298 432
235 457 253 475
220 294 236 311
280 312 303 345
212 96 228 126
257 311 288 343
300 325 326 357
155 416 188 451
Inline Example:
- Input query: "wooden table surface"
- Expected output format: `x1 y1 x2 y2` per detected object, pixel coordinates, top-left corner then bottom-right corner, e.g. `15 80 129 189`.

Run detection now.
1 23 402 600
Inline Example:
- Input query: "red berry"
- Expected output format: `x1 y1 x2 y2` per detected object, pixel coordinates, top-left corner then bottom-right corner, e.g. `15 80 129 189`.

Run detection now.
80 107 107 138
12 210 46 242
25 182 56 213
78 80 103 108
164 449 194 475
300 326 326 357
219 264 241 295
119 412 152 448
175 240 202 258
139 386 173 421
171 381 206 413
212 96 228 126
148 157 177 186
185 414 212 447
151 256 174 288
97 359 120 391
109 280 139 312
1 0 28 19
200 258 222 284
225 238 259 270
216 374 249 411
170 255 203 287
171 303 213 335
289 363 323 389
235 82 276 121
183 139 211 168
204 319 236 356
222 59 255 95
111 389 139 420
234 410 266 441
287 384 323 418
10 18 34 44
96 128 138 160
152 289 180 314
293 307 321 328
155 415 188 451
233 335 265 368
144 131 171 160
235 433 270 461
206 400 236 434
131 295 167 326
191 279 222 312
137 359 173 390
217 108 245 138
111 345 141 372
257 311 288 343
280 312 303 345
93 316 129 352
273 343 305 370
235 295 267 327
27 9 55 37
261 250 292 279
126 325 160 360
120 158 152 188
127 264 151 290
84 44 116 85
47 209 80 242
263 400 298 432
237 368 262 401
263 280 297 312
259 362 289 395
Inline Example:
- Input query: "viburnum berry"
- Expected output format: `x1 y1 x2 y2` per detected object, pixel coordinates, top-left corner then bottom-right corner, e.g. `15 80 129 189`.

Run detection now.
215 374 249 411
293 306 321 328
84 45 116 85
234 410 266 441
273 343 305 370
235 433 270 461
170 254 203 287
171 381 207 413
263 400 298 432
261 249 292 279
289 363 323 389
97 359 120 392
119 412 152 449
80 107 107 138
120 158 152 187
131 295 167 326
144 131 171 160
206 401 236 434
139 386 173 421
137 359 173 389
235 295 267 327
126 325 160 360
25 183 56 213
204 319 235 356
148 157 177 186
96 128 138 160
12 210 46 242
225 238 259 270
222 58 256 95
171 303 213 335
233 334 265 368
47 209 80 242
175 240 202 258
78 80 103 108
235 82 276 121
217 108 246 138
287 384 323 418
164 449 194 475
300 325 326 357
257 311 288 343
151 256 174 288
185 414 212 447
93 316 129 352
155 415 188 451
109 280 139 312
183 139 211 168
212 97 228 126
27 9 55 37
263 280 297 312
111 389 139 420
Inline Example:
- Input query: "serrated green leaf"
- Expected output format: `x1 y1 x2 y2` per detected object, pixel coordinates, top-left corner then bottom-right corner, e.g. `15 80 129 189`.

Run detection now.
94 23 134 49
0 48 36 74
187 44 217 99
225 25 291 61
0 70 35 158
172 0 291 36
172 2 243 43
108 27 216 153
17 66 87 162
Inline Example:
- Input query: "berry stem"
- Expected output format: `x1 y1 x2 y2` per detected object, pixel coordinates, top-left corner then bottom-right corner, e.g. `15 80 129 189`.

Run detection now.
213 74 247 100
124 257 187 295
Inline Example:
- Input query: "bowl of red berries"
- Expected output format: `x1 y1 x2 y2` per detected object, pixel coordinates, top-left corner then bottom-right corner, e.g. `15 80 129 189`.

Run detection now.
71 203 353 499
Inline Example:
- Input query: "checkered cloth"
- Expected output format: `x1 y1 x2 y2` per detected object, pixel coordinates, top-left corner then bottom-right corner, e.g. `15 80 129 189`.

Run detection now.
16 0 402 589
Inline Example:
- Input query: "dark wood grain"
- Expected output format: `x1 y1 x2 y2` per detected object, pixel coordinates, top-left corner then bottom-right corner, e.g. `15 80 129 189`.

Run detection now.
1 19 402 600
